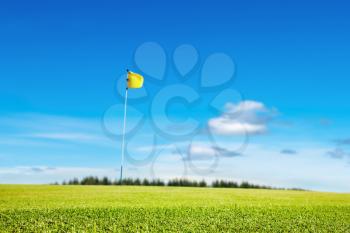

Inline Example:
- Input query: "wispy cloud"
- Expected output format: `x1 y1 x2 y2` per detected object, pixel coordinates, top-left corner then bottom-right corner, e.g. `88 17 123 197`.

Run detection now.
0 166 119 184
2 145 350 192
326 138 350 160
188 144 241 160
327 148 349 159
30 166 56 173
208 101 277 135
28 133 101 142
280 149 297 155
334 138 350 146
0 113 113 147
136 144 177 152
0 113 97 132
135 144 350 192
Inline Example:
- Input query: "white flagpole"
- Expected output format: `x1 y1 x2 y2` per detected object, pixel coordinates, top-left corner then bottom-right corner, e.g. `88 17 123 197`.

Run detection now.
120 75 129 183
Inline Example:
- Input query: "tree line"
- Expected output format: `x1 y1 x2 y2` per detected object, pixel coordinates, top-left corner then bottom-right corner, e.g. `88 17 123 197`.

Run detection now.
56 176 304 191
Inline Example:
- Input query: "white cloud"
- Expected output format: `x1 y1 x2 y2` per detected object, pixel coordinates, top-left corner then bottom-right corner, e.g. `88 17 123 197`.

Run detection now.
208 100 276 135
209 119 266 135
226 101 265 112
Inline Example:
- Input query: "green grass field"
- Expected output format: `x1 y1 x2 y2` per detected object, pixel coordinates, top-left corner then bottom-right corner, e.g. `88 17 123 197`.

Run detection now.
0 185 349 232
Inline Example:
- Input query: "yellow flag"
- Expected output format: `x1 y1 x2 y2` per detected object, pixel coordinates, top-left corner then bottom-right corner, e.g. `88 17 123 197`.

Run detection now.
127 71 144 89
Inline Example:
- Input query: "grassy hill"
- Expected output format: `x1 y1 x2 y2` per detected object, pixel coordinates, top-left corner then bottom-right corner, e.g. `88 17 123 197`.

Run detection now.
0 185 349 232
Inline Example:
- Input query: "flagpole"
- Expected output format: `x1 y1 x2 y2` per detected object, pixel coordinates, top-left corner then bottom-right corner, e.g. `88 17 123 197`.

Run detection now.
120 73 129 183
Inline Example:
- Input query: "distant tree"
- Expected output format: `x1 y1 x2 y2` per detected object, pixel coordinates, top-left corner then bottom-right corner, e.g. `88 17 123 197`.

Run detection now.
142 178 150 186
80 176 100 185
68 178 79 185
150 179 165 186
199 180 207 187
134 178 141 185
57 176 303 191
102 177 111 185
212 180 239 188
168 178 202 187
240 181 250 189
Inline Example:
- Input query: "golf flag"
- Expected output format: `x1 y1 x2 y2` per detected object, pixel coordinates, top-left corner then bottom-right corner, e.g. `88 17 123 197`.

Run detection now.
127 71 144 89
120 70 144 182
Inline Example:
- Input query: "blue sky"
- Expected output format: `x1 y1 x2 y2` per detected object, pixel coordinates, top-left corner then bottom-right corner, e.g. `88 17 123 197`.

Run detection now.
1 0 350 192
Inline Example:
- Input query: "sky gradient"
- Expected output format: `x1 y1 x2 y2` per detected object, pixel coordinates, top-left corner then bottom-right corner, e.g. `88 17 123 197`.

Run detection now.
1 0 350 192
